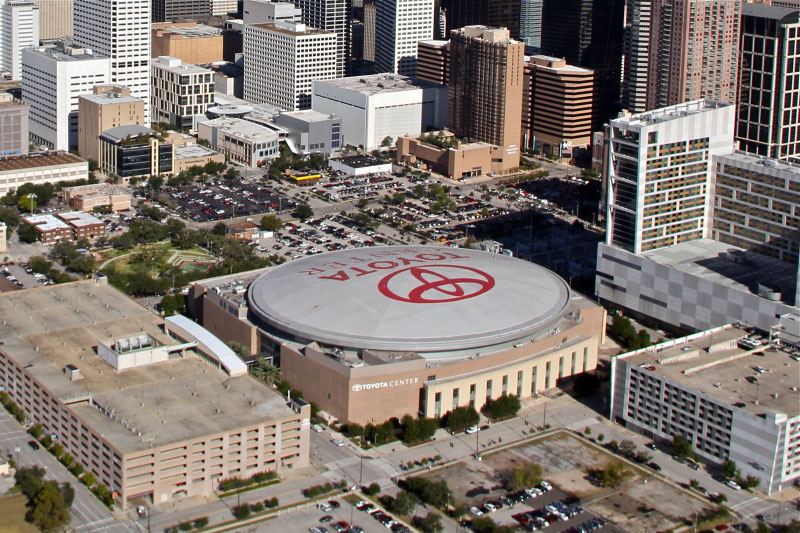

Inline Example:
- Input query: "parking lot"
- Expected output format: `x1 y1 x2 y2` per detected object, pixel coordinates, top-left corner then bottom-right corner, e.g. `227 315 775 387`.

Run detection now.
168 182 296 222
260 496 409 533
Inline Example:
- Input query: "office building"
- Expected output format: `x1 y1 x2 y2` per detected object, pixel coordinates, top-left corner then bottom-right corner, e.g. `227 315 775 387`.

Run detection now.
312 73 446 151
610 326 800 494
440 0 521 39
416 39 448 85
519 0 542 49
32 0 71 40
291 0 350 77
272 110 342 156
0 0 39 81
151 57 214 130
398 130 516 179
172 141 225 173
0 93 28 155
362 1 375 62
152 23 224 65
242 0 301 24
73 0 151 124
448 26 524 170
197 118 280 166
22 43 112 151
243 21 337 110
212 0 236 15
620 0 651 112
21 214 72 243
521 55 596 160
57 211 105 239
644 0 741 110
0 151 88 196
152 0 210 22
541 0 623 123
99 125 173 181
63 183 132 212
375 0 433 76
737 3 800 160
0 280 310 508
78 85 145 164
603 99 735 255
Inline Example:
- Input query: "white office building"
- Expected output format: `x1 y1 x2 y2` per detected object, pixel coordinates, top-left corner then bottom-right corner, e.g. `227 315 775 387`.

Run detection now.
312 73 446 151
519 0 542 49
292 0 349 78
375 0 433 76
0 0 39 81
242 0 301 24
73 0 150 123
212 0 236 15
243 21 337 111
197 117 280 167
151 56 214 130
22 42 111 151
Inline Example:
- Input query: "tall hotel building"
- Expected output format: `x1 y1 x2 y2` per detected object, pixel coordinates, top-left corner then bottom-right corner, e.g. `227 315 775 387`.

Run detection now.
447 25 524 170
375 0 433 76
73 0 151 124
243 21 337 111
737 3 800 160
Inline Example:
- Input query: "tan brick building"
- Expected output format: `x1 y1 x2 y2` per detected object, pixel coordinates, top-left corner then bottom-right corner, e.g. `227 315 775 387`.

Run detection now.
152 23 224 65
57 211 106 239
78 85 145 164
63 183 132 212
416 39 449 85
397 131 511 179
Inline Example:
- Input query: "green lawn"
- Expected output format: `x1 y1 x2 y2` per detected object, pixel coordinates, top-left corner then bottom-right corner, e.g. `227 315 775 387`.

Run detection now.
0 494 39 533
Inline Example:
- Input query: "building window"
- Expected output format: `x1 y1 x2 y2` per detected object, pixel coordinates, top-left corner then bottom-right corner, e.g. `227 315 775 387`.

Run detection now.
502 375 508 395
517 370 523 397
486 379 492 401
452 388 459 408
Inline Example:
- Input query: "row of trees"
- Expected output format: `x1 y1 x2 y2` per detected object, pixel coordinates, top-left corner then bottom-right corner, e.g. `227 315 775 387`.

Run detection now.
608 315 652 351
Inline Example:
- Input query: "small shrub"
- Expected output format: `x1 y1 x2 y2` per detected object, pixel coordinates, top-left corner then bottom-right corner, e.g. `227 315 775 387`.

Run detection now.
265 497 279 508
233 505 250 520
250 502 264 513
193 517 209 528
364 482 381 495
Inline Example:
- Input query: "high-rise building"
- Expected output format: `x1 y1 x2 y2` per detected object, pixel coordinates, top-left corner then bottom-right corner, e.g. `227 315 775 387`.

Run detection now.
441 0 521 39
151 57 214 129
73 0 151 124
152 0 210 22
0 93 29 155
375 0 433 76
291 0 350 77
32 0 71 40
736 3 800 160
644 0 741 110
541 0 624 123
447 25 524 171
519 0 542 49
211 0 236 15
78 85 145 164
151 23 225 65
603 99 735 255
0 0 40 81
620 0 651 112
362 0 375 61
23 42 112 151
415 39 448 85
242 0 301 24
243 21 337 110
521 55 596 160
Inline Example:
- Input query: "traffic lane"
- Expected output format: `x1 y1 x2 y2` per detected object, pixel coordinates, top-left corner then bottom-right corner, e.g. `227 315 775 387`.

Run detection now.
311 431 359 466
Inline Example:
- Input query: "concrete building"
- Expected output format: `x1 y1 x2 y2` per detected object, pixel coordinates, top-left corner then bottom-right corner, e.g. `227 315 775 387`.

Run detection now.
99 125 173 181
603 99 736 255
415 39 448 85
0 0 39 81
291 0 350 78
63 183 132 212
448 26 524 172
151 57 214 130
737 3 800 160
375 0 433 76
0 93 28 155
398 131 516 179
73 0 151 124
0 151 88 196
188 247 606 424
620 0 651 113
519 0 543 49
78 85 145 164
243 21 337 111
242 0 301 24
211 0 236 15
272 110 341 156
610 325 800 494
522 55 596 160
32 0 71 40
152 23 224 65
173 141 226 173
362 1 375 62
328 154 391 176
0 280 310 508
197 118 279 166
152 0 210 23
57 210 105 239
22 43 112 152
312 73 446 151
21 214 72 243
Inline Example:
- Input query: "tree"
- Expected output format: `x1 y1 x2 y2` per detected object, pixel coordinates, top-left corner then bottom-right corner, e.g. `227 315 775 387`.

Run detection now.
15 466 46 500
487 394 521 419
402 478 451 508
249 358 281 385
165 218 185 237
381 136 394 148
17 222 38 243
619 440 637 457
148 175 164 191
0 207 20 228
364 482 381 496
259 214 283 232
227 341 250 359
295 204 314 220
722 459 738 480
471 516 499 533
415 512 442 533
444 406 480 433
18 195 37 212
740 475 760 490
233 505 251 520
670 434 692 458
507 462 543 490
212 222 227 235
59 482 75 508
82 472 95 487
392 490 417 515
589 460 632 488
27 481 70 531
225 167 240 180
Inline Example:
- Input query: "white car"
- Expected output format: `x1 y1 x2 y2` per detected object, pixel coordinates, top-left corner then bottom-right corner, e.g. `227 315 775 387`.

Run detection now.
725 479 742 490
466 426 479 434
539 481 552 491
469 506 484 517
311 424 324 433
331 438 345 447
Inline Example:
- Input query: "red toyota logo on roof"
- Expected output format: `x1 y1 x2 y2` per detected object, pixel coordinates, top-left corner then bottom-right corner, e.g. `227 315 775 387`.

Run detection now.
377 264 496 303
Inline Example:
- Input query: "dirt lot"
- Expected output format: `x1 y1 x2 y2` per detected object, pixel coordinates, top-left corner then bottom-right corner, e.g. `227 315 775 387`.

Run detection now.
0 494 39 533
419 461 505 508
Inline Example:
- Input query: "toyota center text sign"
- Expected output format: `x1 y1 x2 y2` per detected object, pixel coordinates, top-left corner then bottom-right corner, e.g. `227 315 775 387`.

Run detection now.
351 377 420 392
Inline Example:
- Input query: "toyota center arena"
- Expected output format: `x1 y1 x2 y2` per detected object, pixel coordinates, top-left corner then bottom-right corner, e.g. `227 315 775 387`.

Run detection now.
190 246 606 424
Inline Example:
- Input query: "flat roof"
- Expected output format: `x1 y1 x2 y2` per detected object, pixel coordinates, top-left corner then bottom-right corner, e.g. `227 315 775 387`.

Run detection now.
80 92 142 106
174 143 221 160
614 99 732 128
57 211 103 227
618 326 800 416
248 21 332 37
315 73 438 95
642 239 798 306
247 246 571 353
278 109 335 123
0 152 86 172
742 2 800 21
101 124 155 143
153 56 213 74
23 214 70 231
0 282 296 454
28 45 108 62
153 23 223 37
199 118 279 142
333 155 388 168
